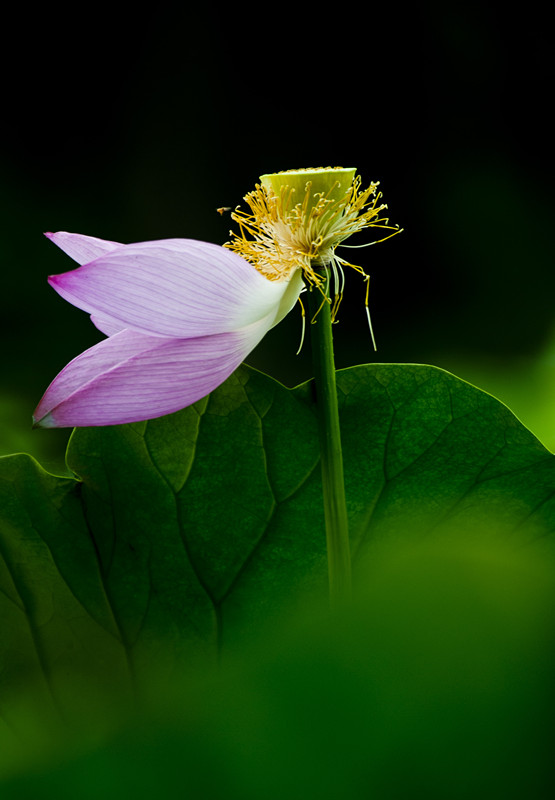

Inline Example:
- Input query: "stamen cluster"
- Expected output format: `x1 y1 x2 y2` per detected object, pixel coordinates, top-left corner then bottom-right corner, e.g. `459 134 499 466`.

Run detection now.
225 168 400 300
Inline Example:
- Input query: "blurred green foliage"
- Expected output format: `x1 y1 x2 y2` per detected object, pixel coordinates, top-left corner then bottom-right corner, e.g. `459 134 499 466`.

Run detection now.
1 534 553 798
2 364 555 796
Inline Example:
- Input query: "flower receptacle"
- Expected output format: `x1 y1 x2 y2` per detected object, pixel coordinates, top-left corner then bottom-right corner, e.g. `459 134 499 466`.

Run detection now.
259 167 357 214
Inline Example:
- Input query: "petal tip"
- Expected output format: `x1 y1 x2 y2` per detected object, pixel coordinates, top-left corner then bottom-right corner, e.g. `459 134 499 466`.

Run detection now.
44 231 61 244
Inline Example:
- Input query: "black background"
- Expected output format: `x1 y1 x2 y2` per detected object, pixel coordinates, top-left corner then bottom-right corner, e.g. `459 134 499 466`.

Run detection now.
1 3 553 468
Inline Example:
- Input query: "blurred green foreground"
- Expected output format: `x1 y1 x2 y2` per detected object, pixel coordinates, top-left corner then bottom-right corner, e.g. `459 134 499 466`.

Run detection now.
1 533 553 799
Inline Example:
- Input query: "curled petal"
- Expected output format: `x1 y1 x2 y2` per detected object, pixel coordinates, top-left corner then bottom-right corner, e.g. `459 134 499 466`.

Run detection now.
48 238 293 338
45 231 123 265
33 316 274 428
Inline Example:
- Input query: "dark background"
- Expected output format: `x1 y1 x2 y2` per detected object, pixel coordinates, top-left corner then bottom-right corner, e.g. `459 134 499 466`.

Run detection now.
1 3 553 471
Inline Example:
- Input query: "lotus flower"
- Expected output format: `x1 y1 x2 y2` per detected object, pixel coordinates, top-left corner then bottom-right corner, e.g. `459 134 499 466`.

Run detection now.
34 168 399 428
33 232 304 427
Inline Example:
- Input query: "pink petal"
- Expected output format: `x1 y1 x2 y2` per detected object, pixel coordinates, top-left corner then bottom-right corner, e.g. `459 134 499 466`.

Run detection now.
89 314 128 336
47 238 291 338
45 231 123 265
33 317 273 428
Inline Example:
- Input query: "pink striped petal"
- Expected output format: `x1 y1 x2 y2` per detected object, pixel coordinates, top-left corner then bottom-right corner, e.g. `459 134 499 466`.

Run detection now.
45 231 122 265
33 317 273 428
89 314 128 336
47 238 291 338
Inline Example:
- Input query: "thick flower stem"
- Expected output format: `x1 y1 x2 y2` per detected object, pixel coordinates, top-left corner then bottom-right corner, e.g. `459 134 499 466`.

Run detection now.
307 269 352 611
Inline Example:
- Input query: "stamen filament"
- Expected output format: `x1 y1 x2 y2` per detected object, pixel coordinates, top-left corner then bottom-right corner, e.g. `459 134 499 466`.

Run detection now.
296 296 306 356
364 275 378 351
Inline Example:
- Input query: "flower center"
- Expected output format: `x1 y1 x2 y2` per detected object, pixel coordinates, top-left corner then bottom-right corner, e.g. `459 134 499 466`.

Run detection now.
226 167 397 284
225 167 401 339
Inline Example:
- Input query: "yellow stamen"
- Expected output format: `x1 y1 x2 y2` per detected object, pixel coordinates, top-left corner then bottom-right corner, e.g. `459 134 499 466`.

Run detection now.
296 295 306 356
225 166 401 327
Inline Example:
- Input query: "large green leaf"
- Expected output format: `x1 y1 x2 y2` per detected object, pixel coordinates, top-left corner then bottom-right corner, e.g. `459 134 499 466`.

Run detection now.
1 363 554 725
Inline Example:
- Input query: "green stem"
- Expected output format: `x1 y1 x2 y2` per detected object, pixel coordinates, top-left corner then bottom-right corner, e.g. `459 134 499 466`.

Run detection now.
307 268 352 610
